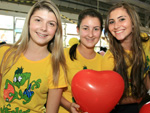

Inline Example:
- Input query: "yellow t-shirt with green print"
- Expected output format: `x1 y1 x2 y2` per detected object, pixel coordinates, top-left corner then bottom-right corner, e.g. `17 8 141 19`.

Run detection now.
143 39 150 73
59 47 102 113
102 39 150 96
0 45 67 113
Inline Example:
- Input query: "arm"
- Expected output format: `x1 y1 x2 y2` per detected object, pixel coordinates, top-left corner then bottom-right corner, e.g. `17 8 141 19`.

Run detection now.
60 96 80 113
144 72 150 90
144 72 150 97
119 97 142 104
119 72 150 105
46 88 63 113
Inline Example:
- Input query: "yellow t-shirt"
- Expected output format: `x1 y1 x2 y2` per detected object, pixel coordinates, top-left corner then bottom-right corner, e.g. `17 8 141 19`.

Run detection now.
143 39 150 73
59 47 102 113
0 45 67 113
102 39 150 96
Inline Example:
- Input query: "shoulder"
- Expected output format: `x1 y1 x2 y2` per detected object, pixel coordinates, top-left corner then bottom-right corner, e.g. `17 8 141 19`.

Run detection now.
0 45 11 54
96 52 103 59
142 39 150 56
64 47 70 58
0 45 11 63
101 50 114 71
103 50 113 58
142 39 150 48
64 47 70 53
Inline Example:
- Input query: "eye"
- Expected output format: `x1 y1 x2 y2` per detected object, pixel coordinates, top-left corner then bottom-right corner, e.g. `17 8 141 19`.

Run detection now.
94 27 100 31
82 27 88 30
35 19 41 22
109 20 114 24
49 22 57 27
120 18 125 22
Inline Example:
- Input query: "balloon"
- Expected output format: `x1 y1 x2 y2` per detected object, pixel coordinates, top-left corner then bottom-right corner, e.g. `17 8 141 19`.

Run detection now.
71 69 124 113
69 37 79 47
139 101 150 113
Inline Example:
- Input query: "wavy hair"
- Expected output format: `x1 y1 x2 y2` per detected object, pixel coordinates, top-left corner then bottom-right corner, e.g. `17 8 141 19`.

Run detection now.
0 0 67 86
105 2 147 98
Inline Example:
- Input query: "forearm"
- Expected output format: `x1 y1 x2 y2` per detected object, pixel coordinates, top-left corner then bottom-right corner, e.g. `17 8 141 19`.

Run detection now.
60 96 71 112
119 97 142 104
144 72 150 90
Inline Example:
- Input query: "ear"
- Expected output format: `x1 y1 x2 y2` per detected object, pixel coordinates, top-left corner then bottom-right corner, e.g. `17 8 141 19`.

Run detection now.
76 27 79 34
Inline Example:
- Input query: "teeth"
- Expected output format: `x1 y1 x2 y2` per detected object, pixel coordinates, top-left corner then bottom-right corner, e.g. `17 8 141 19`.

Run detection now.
116 31 123 33
86 38 94 41
38 33 47 37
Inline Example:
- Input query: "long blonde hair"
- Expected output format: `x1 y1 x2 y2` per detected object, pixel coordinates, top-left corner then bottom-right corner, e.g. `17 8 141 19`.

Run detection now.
0 0 67 86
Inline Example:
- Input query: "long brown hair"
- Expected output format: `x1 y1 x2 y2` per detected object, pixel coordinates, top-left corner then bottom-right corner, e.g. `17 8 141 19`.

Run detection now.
105 2 147 98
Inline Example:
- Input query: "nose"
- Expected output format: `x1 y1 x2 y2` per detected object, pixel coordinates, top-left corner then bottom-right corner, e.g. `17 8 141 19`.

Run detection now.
88 29 94 37
114 22 120 29
41 22 47 31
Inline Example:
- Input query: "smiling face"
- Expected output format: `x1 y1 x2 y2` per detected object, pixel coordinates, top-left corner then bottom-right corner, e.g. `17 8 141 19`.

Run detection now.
108 7 133 44
29 9 57 48
77 16 101 49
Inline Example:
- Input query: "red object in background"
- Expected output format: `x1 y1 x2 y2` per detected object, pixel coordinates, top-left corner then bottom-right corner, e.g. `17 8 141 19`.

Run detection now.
71 69 124 113
139 101 150 113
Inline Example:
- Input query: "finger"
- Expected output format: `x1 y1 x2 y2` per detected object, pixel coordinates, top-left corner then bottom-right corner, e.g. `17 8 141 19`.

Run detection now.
72 103 80 109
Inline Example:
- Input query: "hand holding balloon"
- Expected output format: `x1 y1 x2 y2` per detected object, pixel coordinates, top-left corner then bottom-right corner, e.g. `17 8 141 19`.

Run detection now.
70 102 88 113
71 69 124 113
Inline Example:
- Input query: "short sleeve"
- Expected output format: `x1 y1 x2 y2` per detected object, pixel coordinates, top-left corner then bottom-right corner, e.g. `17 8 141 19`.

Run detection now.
48 66 67 89
101 50 114 71
0 45 9 64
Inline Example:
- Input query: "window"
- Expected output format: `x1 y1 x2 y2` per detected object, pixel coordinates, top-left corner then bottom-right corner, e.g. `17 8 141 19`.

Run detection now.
15 17 25 42
0 15 13 44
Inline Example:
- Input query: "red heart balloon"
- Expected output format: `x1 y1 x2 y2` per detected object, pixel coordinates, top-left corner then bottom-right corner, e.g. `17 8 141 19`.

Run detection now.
71 69 124 113
139 101 150 113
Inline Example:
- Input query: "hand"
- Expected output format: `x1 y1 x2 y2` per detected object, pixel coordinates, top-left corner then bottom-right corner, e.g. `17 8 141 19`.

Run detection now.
70 103 88 113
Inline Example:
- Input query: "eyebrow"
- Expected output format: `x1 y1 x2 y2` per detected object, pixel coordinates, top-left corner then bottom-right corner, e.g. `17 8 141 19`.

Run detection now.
33 16 57 23
117 15 126 19
109 15 127 21
81 25 100 28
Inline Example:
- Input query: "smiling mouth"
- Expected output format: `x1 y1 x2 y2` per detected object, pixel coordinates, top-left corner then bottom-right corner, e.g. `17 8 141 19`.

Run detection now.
37 32 48 38
86 38 95 41
115 30 123 34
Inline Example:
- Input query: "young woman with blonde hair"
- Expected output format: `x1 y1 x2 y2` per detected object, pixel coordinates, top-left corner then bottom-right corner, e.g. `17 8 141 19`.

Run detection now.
0 0 67 112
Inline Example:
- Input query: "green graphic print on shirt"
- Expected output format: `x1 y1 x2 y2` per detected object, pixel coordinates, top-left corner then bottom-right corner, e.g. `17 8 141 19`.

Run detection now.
145 56 150 73
1 67 41 113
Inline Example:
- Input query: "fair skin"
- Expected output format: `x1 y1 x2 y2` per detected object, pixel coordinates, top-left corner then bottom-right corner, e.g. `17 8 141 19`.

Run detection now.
61 16 101 113
108 7 133 50
46 88 64 113
23 9 63 113
24 9 57 61
77 16 101 59
108 7 146 104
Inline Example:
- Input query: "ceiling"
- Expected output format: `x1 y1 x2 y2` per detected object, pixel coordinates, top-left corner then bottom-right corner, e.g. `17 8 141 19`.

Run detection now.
0 0 150 31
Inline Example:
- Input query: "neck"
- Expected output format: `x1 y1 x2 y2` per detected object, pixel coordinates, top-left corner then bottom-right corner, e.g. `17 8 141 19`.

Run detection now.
121 41 131 50
24 41 49 61
121 33 132 50
77 44 96 59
